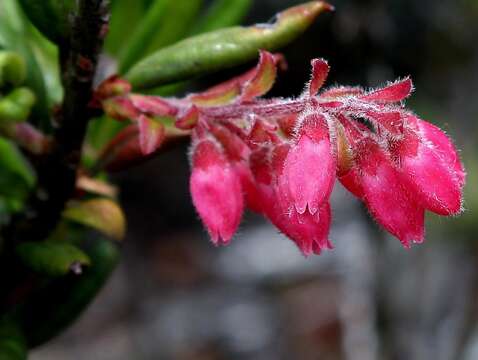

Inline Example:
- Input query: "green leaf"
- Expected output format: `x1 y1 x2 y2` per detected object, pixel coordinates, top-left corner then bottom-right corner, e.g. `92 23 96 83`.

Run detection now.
0 321 27 360
63 198 126 240
0 137 34 186
23 24 63 107
132 0 252 97
104 0 147 56
189 0 252 35
86 115 126 151
0 137 35 201
16 0 76 44
126 1 332 89
119 0 203 73
13 236 120 348
143 0 203 56
16 242 91 277
0 0 25 33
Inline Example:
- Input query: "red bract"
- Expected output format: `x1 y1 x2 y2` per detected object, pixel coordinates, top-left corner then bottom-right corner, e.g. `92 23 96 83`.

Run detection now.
97 51 465 255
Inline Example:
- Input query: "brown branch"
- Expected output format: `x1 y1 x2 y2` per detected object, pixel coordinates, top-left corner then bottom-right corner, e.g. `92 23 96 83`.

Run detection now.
3 0 108 244
0 0 109 310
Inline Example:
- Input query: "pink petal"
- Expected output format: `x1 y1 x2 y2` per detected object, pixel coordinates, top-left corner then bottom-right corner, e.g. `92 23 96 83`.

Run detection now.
190 140 244 244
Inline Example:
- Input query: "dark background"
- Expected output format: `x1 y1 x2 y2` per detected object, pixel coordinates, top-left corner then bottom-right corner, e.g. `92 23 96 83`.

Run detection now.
32 0 478 359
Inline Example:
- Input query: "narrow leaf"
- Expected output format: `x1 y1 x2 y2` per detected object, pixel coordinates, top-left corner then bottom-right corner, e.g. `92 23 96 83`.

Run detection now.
17 242 91 277
0 137 35 187
118 0 174 73
126 1 333 89
63 199 126 240
17 0 76 44
14 236 120 348
76 176 118 198
143 0 204 58
104 0 146 56
189 0 252 35
0 321 27 360
119 0 204 73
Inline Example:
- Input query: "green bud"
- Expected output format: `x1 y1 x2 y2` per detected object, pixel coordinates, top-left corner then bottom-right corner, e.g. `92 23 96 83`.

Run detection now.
0 51 26 88
0 87 36 123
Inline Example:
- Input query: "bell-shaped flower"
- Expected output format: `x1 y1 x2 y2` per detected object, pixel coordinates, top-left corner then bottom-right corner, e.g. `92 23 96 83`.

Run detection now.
209 123 262 213
189 137 244 244
390 115 464 215
416 117 465 186
250 143 333 255
352 138 425 247
280 113 336 215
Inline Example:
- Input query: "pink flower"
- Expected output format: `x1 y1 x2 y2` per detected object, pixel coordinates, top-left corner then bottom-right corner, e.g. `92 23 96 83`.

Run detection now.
344 137 425 247
280 112 336 215
189 137 244 245
249 142 332 255
389 115 464 215
98 52 465 255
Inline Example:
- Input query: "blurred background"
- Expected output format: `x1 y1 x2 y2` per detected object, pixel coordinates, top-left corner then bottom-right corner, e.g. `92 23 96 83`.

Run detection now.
26 0 478 359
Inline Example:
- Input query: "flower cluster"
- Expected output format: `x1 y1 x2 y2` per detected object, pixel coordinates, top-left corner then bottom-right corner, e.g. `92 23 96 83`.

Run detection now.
96 51 465 255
